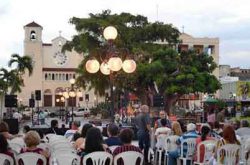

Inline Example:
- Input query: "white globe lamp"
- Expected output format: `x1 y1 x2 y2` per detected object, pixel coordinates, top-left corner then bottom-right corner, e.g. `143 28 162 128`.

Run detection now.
100 62 110 75
69 90 76 97
122 59 137 73
103 26 118 40
69 78 76 85
108 57 122 71
77 91 83 97
63 91 69 98
85 59 100 73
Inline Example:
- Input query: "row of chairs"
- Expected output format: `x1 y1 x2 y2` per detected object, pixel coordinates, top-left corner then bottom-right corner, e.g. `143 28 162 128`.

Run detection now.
152 134 248 165
2 134 144 165
0 151 144 165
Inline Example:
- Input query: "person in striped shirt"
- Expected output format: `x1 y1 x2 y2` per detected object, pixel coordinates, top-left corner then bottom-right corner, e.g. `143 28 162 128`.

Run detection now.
113 128 142 165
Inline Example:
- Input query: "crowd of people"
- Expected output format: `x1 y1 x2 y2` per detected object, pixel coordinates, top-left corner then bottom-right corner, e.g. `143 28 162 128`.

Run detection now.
0 104 250 165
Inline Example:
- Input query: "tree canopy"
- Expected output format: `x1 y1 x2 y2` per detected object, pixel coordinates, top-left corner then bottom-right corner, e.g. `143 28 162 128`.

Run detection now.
64 10 221 111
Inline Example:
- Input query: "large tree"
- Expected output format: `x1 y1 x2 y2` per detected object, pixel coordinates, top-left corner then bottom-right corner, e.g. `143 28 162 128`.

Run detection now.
64 10 220 112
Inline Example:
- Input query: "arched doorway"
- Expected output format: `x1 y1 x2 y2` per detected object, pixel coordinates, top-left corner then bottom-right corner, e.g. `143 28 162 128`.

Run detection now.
44 89 52 107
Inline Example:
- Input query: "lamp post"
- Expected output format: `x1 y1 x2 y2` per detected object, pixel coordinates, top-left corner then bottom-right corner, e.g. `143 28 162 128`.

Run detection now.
62 78 82 122
56 96 65 120
85 26 136 121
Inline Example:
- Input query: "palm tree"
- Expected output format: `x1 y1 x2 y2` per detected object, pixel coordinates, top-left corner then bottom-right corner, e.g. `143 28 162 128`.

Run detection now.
8 54 33 76
0 68 23 94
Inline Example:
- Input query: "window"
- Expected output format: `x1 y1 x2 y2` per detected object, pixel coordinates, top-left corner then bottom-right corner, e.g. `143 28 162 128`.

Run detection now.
66 74 69 81
45 73 48 80
178 44 188 52
193 45 204 54
85 94 89 102
207 45 215 55
30 31 36 41
52 74 55 80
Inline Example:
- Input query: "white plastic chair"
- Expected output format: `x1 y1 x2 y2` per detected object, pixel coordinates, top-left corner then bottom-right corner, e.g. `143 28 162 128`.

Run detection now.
10 137 25 146
114 151 144 165
0 153 14 165
50 153 80 165
16 152 46 165
239 135 250 165
49 135 67 143
9 142 23 154
51 142 73 152
165 135 179 151
109 145 120 153
154 134 169 165
217 144 241 165
45 133 57 141
194 140 217 165
164 135 179 165
82 151 113 165
51 148 77 156
179 138 196 165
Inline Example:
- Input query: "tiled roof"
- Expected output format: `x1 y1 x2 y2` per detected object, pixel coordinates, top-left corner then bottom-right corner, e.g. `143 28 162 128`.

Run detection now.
24 21 42 28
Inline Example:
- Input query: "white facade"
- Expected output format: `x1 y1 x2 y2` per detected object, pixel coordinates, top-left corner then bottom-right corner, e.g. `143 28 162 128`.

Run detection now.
220 76 239 84
219 82 237 100
18 22 104 108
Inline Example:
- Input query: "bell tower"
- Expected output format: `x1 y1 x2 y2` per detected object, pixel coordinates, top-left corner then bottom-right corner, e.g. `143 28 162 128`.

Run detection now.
20 21 43 106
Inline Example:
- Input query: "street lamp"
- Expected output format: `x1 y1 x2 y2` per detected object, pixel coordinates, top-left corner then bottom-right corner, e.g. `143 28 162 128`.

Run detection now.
85 26 136 121
62 78 83 122
56 96 65 120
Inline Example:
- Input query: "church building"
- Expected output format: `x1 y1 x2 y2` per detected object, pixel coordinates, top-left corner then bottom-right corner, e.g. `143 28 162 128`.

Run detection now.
18 22 101 109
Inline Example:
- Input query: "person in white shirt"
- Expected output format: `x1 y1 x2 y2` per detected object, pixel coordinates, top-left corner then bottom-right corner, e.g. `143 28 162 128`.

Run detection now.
155 118 171 149
13 111 22 122
64 121 80 140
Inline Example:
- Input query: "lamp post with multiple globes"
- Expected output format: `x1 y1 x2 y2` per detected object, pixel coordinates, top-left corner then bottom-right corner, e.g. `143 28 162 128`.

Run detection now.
62 78 82 122
85 26 136 121
56 96 65 120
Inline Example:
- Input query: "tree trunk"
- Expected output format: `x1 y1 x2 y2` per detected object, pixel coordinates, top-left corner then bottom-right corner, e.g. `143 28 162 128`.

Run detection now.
165 94 181 115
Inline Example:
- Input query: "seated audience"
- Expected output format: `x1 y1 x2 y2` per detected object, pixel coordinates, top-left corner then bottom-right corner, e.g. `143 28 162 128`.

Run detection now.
46 119 63 135
105 123 122 146
81 127 110 156
236 120 250 137
168 123 199 165
154 111 171 129
212 121 223 137
20 131 49 165
171 121 183 136
216 125 240 164
74 123 93 151
113 128 142 165
194 124 214 163
0 121 17 140
64 121 80 139
155 118 171 148
60 124 67 135
23 125 30 134
0 134 15 163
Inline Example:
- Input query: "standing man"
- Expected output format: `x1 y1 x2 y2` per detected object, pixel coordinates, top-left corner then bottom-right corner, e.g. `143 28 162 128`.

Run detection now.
135 105 151 164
